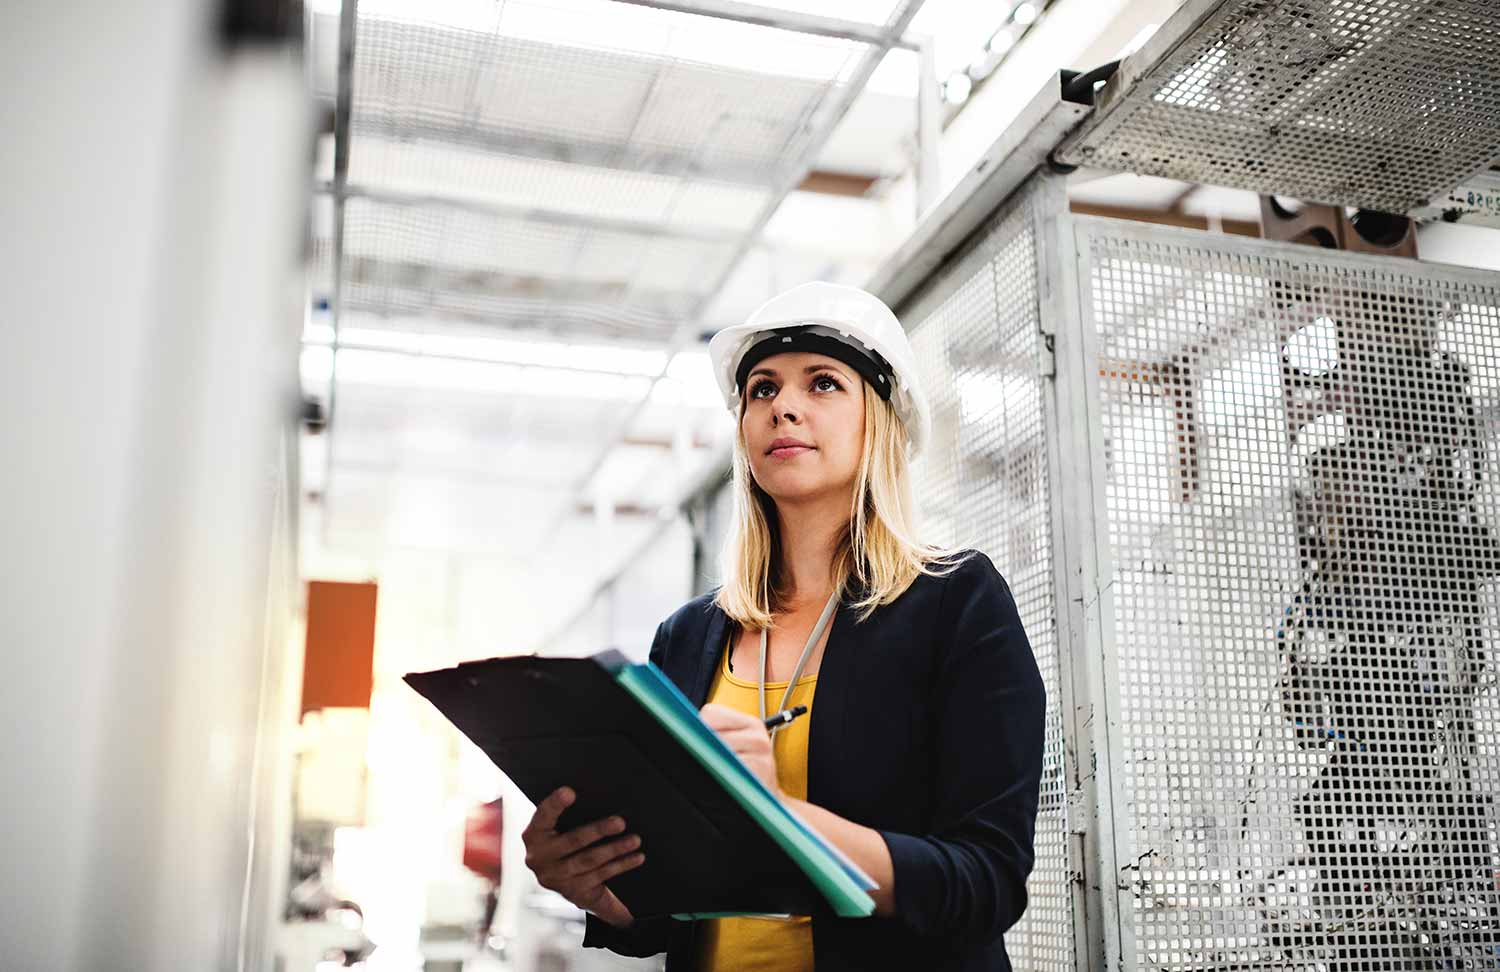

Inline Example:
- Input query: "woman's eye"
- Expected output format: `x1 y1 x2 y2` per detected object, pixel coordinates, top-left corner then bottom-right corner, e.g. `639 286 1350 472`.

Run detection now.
750 381 776 399
813 375 842 392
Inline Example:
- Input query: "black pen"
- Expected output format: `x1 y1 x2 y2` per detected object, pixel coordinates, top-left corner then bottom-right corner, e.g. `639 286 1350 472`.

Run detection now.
763 705 808 731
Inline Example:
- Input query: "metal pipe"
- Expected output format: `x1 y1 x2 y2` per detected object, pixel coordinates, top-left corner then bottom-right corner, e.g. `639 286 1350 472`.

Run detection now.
320 181 744 245
322 0 357 543
915 33 941 219
329 0 356 422
607 0 920 49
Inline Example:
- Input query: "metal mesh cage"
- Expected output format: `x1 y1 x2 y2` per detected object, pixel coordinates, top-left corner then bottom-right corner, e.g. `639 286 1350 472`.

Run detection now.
903 178 1075 972
1069 217 1500 969
1055 0 1500 214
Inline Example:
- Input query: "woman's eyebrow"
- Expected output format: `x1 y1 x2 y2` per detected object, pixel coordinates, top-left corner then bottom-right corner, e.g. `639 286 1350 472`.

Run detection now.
748 362 854 380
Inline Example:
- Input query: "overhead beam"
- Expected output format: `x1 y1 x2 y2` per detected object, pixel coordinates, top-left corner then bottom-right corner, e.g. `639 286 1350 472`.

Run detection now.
866 75 1090 312
607 0 919 48
329 0 357 413
336 260 694 339
1068 201 1260 237
797 169 879 197
349 116 780 187
320 181 744 245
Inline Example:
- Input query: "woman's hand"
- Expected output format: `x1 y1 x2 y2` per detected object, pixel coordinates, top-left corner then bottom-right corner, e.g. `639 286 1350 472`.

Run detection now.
521 787 643 928
701 703 781 798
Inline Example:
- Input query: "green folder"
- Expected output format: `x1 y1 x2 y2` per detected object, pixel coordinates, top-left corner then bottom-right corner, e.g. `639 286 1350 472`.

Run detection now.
608 659 876 919
404 650 876 921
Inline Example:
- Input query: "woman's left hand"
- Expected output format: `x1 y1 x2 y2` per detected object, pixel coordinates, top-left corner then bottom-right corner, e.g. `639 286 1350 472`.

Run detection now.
700 703 781 798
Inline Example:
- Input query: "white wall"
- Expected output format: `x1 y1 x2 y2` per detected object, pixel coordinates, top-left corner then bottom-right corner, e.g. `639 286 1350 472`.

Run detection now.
0 5 307 967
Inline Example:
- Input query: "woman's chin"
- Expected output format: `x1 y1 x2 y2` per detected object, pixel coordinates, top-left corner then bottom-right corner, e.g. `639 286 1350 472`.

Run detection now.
757 476 844 506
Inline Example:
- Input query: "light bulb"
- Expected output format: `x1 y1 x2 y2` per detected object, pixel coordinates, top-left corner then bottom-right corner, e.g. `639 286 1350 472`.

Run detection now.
987 28 1015 55
942 72 973 105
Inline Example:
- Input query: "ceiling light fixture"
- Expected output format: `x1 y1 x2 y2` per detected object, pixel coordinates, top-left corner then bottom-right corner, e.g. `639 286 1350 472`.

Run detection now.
942 72 973 105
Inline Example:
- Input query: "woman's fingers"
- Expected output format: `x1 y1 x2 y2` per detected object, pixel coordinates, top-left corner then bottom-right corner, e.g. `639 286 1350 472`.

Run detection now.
522 786 575 840
519 788 646 923
585 888 635 930
551 814 627 857
549 848 647 919
564 833 642 877
714 725 773 755
700 703 760 732
577 849 648 887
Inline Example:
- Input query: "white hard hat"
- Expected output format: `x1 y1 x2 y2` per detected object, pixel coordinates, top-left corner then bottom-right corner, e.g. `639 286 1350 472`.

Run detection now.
708 281 931 456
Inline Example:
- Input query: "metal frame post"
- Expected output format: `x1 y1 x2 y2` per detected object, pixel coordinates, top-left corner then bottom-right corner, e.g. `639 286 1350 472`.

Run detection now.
915 33 941 219
607 0 920 48
1039 197 1138 972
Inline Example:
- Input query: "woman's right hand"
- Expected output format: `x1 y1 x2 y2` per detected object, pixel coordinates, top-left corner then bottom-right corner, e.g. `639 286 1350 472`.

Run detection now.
521 786 644 929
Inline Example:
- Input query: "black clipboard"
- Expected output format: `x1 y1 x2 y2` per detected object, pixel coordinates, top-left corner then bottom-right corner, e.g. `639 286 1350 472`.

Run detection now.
404 651 854 919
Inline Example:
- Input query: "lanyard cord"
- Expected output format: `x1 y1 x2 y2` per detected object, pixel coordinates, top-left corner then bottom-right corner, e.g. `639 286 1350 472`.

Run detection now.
758 587 841 737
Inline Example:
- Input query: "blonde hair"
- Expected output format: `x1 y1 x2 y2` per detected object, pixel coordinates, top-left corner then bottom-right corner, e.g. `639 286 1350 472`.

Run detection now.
714 389 960 628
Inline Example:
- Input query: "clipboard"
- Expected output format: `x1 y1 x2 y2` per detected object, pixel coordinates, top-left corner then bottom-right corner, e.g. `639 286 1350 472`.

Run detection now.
403 650 876 920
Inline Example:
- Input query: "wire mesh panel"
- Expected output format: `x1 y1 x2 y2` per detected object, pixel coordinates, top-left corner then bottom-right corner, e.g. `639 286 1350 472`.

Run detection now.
339 194 723 340
1070 216 1500 970
1055 0 1500 214
902 178 1075 972
335 0 885 341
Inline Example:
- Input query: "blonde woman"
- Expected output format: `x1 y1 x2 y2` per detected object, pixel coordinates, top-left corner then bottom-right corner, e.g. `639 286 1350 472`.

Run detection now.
522 282 1045 972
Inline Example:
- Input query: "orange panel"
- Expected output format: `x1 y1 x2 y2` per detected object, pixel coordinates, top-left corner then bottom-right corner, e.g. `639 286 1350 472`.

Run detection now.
301 580 377 715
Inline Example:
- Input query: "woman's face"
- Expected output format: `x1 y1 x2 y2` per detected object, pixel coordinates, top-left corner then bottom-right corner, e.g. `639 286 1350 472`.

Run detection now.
740 350 866 506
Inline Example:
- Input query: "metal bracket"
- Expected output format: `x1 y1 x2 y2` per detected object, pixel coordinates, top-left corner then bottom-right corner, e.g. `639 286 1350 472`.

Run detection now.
868 73 1090 314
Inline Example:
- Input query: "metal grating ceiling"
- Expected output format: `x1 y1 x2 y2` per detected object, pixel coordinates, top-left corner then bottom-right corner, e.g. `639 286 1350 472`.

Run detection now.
1055 0 1500 215
323 0 919 344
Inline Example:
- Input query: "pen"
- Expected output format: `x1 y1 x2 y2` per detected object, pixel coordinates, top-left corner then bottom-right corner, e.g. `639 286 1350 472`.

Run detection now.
763 705 809 731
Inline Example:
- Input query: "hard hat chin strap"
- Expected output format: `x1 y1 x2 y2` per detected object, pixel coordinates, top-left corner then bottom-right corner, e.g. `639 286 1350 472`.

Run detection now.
734 326 894 402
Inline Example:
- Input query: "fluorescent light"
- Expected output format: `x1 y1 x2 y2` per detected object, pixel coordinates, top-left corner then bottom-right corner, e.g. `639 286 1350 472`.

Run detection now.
303 325 670 378
942 72 972 106
303 321 336 345
1012 2 1039 26
987 28 1016 55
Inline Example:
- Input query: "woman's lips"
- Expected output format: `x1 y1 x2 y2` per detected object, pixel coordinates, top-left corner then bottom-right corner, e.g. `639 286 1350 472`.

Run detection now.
769 445 814 459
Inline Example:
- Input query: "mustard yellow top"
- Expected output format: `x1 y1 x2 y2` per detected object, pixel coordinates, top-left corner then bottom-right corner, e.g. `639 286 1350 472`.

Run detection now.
695 640 817 972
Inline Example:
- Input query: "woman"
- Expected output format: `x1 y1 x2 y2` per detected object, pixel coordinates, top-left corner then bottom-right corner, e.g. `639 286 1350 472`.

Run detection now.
521 282 1045 971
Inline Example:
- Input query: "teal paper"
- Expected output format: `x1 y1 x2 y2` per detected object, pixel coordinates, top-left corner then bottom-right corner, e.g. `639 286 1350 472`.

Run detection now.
613 661 876 919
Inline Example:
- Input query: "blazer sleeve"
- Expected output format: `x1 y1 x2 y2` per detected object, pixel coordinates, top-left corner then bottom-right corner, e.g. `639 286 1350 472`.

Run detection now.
876 553 1046 943
582 618 677 957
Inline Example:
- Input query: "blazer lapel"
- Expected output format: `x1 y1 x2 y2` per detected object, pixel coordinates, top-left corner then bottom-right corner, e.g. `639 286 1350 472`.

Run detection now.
807 593 857 809
686 604 730 706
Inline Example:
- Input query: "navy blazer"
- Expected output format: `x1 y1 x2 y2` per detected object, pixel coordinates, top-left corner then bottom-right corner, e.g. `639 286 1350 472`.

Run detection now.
583 550 1045 972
